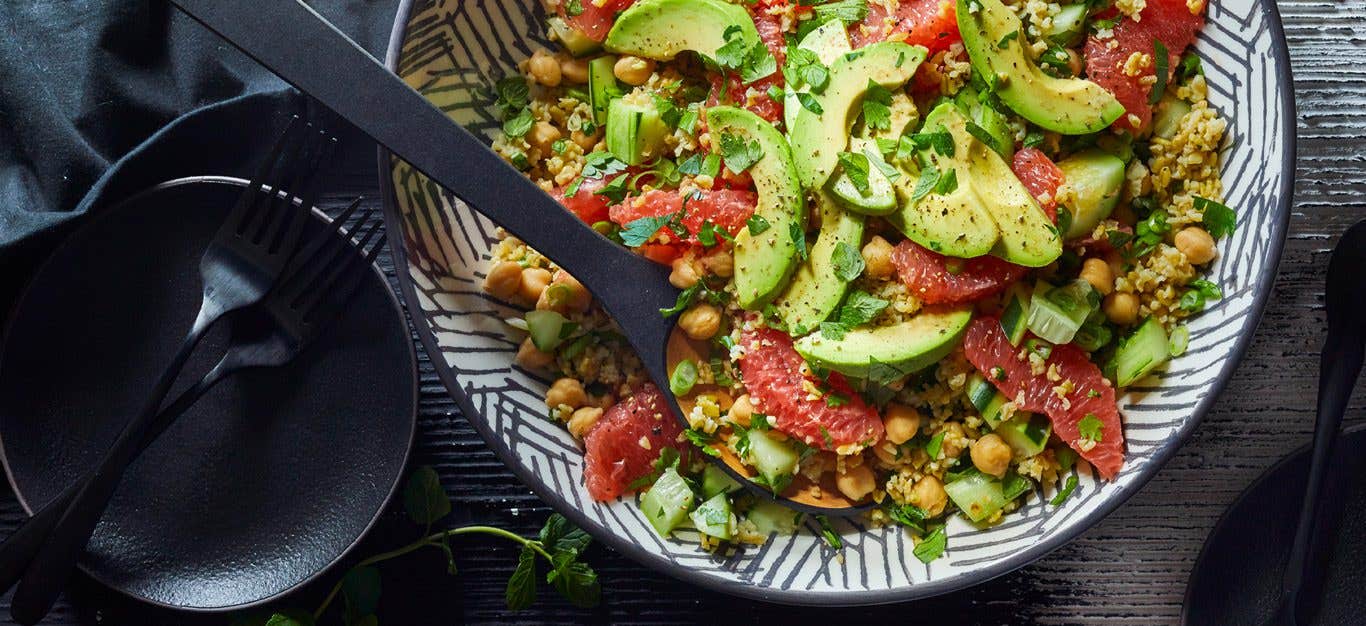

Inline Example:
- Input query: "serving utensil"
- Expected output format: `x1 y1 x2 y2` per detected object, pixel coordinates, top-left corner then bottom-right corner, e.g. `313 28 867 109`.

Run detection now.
1263 220 1366 625
167 0 867 514
0 119 351 623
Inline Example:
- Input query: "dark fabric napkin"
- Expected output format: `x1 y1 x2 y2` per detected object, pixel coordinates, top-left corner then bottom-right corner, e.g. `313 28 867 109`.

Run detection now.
0 0 397 306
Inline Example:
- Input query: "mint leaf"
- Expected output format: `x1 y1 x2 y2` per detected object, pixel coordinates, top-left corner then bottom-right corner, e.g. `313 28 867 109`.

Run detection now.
864 147 901 182
506 544 538 609
820 322 848 340
836 290 888 327
812 0 869 25
502 108 534 138
539 513 592 558
832 241 865 282
934 168 958 194
913 525 947 563
1194 196 1236 238
911 166 940 202
747 213 771 235
796 91 824 114
403 466 451 525
495 76 530 112
547 553 601 608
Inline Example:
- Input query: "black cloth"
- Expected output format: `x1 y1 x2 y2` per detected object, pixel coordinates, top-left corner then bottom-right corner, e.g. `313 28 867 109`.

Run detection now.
0 0 398 296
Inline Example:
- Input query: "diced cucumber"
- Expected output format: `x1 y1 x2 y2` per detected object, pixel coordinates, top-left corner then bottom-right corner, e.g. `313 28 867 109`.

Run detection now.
548 17 601 57
639 466 696 536
1095 132 1134 163
966 373 999 419
1000 289 1030 346
1108 317 1169 387
701 464 742 499
827 140 898 215
746 428 799 494
944 468 1008 523
605 98 668 165
1057 149 1125 239
1045 4 1088 47
525 310 573 352
588 56 622 125
1026 280 1099 344
993 412 1051 457
955 87 1014 159
1072 318 1113 352
689 493 735 540
1153 96 1192 140
746 499 803 535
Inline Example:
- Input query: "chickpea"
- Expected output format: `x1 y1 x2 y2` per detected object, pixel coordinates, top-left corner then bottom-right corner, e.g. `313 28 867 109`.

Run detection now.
528 121 561 154
537 270 591 313
970 433 1013 478
728 394 754 427
518 267 553 303
700 248 734 277
527 49 562 86
1175 226 1217 265
882 403 922 445
835 462 877 501
613 55 654 85
567 406 604 439
515 337 555 369
559 56 589 84
483 260 523 300
908 475 948 517
571 129 599 151
679 303 722 340
668 255 701 289
1079 257 1114 295
861 235 896 279
937 423 967 459
545 377 588 410
872 441 899 466
1103 291 1141 325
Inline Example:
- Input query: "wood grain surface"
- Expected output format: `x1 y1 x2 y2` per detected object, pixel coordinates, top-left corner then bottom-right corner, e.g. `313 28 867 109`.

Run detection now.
0 1 1362 623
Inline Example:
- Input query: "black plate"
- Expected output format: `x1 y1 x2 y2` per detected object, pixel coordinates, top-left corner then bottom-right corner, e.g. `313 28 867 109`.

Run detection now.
1184 423 1366 625
0 176 416 611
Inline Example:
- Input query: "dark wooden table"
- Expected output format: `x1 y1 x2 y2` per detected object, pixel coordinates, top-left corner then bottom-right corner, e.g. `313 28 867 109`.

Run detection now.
1 0 1362 623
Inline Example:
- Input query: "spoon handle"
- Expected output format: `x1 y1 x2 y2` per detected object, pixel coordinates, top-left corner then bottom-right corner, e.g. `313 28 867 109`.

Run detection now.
1275 336 1363 621
169 0 678 326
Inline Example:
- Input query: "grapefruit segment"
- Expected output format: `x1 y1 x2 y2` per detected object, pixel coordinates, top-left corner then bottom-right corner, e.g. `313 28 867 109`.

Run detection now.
583 383 692 501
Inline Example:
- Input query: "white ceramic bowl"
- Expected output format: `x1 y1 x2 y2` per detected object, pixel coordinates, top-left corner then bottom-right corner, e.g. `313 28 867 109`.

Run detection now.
377 0 1295 605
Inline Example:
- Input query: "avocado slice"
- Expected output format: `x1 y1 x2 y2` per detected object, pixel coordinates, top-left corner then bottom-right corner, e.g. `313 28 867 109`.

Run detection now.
706 106 805 310
889 103 1061 267
604 0 760 61
789 41 927 191
886 103 999 259
1056 149 1125 239
955 85 1014 161
826 139 898 215
794 306 973 380
769 190 864 333
783 20 853 131
957 0 1123 134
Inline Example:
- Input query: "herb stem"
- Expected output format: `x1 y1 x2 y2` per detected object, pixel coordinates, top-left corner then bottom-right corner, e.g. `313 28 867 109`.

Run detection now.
313 525 552 620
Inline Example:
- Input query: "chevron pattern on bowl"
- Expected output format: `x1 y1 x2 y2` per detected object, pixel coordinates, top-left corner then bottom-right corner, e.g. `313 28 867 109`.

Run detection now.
377 0 1295 604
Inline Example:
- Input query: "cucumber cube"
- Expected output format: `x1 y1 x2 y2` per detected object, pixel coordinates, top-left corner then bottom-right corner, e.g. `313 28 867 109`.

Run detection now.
639 466 695 536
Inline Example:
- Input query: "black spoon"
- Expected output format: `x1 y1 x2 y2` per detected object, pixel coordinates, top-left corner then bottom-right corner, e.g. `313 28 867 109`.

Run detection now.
1268 220 1366 624
167 0 865 515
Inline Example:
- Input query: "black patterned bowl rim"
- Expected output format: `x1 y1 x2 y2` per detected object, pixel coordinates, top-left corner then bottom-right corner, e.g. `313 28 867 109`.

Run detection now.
376 1 1298 606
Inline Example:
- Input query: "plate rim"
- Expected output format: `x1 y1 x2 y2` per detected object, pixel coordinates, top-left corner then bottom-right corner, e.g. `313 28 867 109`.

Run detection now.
375 0 1298 606
0 175 419 612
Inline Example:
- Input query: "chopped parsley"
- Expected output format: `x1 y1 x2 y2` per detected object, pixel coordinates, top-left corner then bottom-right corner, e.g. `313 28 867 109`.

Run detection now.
718 132 764 173
925 431 946 459
836 151 871 194
1050 474 1079 505
565 0 584 16
1149 40 1170 105
795 91 824 114
746 213 771 235
997 29 1020 49
910 166 941 202
935 168 958 195
913 525 947 563
906 131 954 157
811 0 869 25
789 222 808 260
865 146 901 181
696 220 734 247
1023 129 1045 148
677 152 721 179
1194 196 1236 238
1179 278 1223 312
861 80 894 131
964 119 1004 155
815 514 843 549
619 209 684 247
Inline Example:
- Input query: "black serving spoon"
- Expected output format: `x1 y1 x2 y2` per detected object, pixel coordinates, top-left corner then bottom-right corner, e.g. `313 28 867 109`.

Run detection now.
168 0 865 515
1264 220 1366 624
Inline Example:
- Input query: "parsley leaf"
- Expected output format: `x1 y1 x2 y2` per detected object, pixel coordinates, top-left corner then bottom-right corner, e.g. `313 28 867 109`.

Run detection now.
861 80 893 131
883 502 928 532
836 151 872 194
1149 39 1169 105
934 168 958 194
696 220 734 247
564 0 584 16
619 210 681 247
911 166 941 202
747 213 771 235
718 132 764 173
795 91 824 114
832 241 866 282
1194 196 1236 238
790 222 808 260
908 131 955 156
714 25 749 70
592 174 631 204
913 525 947 563
741 41 778 84
1078 413 1104 443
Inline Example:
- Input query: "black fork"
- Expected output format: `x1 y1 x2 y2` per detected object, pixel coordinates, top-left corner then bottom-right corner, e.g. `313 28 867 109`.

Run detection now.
2 118 337 624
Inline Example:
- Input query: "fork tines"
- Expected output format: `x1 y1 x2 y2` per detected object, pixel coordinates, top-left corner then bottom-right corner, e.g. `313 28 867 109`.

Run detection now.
227 116 338 260
276 199 386 324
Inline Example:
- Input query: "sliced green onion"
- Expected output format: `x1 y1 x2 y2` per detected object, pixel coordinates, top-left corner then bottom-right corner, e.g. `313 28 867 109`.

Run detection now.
670 359 699 397
1169 325 1190 357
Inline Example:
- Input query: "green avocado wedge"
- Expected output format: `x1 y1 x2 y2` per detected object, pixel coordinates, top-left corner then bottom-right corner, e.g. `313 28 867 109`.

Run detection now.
603 0 760 61
770 190 864 334
789 42 927 191
706 106 805 310
794 306 973 380
957 0 1124 134
783 19 853 131
886 103 999 259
